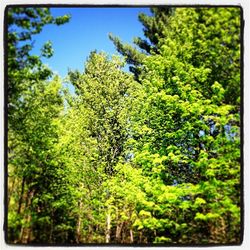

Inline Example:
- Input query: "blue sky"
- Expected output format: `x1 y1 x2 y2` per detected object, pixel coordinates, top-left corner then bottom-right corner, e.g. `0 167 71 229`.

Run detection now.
31 7 151 79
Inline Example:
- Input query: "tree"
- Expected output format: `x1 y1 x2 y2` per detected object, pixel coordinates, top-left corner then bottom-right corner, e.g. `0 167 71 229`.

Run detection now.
69 52 139 175
109 7 174 77
7 7 70 243
128 7 241 244
64 52 142 243
188 8 241 105
7 76 67 243
110 7 241 105
7 7 70 120
7 6 241 245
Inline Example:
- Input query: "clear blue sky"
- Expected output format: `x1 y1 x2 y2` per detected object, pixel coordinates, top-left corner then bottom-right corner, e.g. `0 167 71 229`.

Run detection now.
31 7 151 79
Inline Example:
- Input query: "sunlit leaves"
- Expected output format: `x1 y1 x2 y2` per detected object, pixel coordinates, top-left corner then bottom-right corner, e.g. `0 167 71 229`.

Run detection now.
7 6 241 245
128 7 241 244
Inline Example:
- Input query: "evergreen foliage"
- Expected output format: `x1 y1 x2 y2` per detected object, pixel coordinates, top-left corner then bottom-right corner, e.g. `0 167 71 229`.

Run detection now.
109 7 174 78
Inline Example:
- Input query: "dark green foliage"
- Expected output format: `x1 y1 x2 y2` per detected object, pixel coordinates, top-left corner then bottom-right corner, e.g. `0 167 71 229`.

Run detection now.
7 7 70 117
109 7 174 78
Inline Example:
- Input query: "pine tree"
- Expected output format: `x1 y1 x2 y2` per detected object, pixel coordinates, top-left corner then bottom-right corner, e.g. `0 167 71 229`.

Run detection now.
109 7 174 77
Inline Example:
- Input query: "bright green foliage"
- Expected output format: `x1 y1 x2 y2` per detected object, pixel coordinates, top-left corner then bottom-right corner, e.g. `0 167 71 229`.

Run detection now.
7 7 71 244
60 52 143 243
157 7 241 105
7 7 241 245
68 52 139 175
128 7 241 244
8 77 66 243
110 7 241 106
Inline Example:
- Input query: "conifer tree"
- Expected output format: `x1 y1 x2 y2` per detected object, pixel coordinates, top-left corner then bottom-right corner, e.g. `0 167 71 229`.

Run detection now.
109 7 174 77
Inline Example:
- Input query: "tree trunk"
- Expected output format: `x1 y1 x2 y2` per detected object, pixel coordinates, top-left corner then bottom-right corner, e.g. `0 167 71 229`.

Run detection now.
49 209 54 243
139 231 142 243
8 176 16 207
76 199 83 243
130 228 134 243
115 222 124 243
17 177 25 214
105 211 111 243
20 190 33 243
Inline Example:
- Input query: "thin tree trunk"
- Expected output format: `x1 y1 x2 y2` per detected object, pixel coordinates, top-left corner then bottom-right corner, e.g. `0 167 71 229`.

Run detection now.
87 224 92 243
130 228 134 243
17 177 25 214
17 177 26 243
115 222 124 243
139 231 142 243
22 213 31 243
20 190 33 243
76 199 83 243
19 226 24 243
8 176 16 206
49 209 54 243
106 211 111 243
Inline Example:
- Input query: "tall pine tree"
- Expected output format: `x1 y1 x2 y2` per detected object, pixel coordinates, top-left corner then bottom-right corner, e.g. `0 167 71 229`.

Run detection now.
109 7 174 78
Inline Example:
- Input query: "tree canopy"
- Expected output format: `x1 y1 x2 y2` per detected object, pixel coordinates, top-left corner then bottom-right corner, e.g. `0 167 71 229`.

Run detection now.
6 6 242 245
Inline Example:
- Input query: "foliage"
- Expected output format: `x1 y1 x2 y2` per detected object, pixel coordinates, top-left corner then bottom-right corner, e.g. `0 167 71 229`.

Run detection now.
7 7 71 243
128 7 241 244
7 7 70 120
7 77 68 243
61 52 142 243
7 6 241 245
109 7 174 78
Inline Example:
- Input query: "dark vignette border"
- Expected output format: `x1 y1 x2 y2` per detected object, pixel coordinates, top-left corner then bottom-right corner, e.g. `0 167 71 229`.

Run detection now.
3 3 244 247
